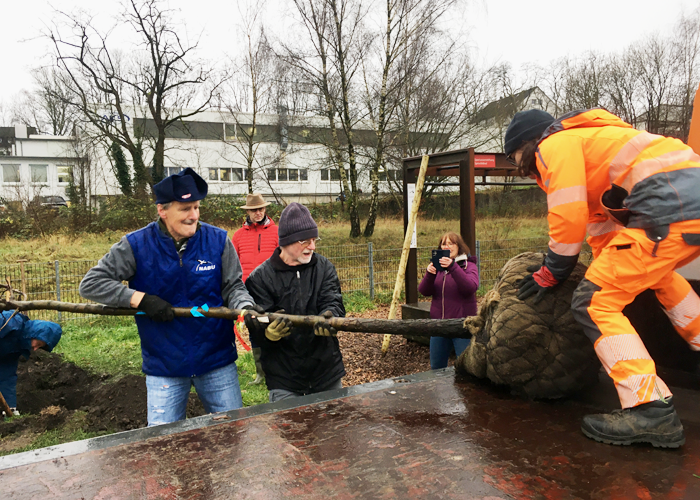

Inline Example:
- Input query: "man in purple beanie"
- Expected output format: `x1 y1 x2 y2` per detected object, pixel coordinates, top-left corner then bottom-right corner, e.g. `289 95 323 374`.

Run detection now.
244 202 346 402
80 168 263 426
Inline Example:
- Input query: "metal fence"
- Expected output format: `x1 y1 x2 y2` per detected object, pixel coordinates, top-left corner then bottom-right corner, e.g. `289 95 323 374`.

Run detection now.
0 238 590 323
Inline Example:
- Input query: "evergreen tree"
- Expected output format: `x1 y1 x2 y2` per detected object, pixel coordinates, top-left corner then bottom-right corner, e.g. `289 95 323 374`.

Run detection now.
109 141 132 197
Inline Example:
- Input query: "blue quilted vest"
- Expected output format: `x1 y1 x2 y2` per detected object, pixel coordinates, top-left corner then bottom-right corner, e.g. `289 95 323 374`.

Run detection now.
127 221 236 377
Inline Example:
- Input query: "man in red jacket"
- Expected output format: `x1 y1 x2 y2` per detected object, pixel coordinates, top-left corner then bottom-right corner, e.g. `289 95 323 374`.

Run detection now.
232 192 279 384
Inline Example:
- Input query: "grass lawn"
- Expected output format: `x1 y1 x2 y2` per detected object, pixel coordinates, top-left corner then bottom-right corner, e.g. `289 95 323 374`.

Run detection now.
0 216 547 263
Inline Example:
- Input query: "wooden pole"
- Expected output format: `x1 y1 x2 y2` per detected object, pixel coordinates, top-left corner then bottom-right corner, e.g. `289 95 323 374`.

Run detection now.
381 155 429 355
687 81 700 154
0 299 470 339
17 260 28 299
0 390 12 418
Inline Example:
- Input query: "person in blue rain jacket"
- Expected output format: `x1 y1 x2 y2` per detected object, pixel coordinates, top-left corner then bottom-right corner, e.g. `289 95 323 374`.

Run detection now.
0 310 62 416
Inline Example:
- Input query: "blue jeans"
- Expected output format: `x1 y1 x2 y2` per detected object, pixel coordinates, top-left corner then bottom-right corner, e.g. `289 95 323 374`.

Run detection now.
145 362 243 426
430 337 471 370
0 355 20 409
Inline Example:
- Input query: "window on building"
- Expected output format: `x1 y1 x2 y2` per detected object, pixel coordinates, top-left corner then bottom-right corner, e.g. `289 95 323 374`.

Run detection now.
57 165 72 184
225 124 236 140
321 168 349 181
208 168 247 182
387 170 403 182
267 168 307 182
231 168 245 182
378 170 387 182
30 164 48 183
164 167 182 178
2 164 19 183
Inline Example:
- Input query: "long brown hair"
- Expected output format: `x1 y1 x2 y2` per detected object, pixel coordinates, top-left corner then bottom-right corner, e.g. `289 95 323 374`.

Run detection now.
438 232 470 256
517 139 540 178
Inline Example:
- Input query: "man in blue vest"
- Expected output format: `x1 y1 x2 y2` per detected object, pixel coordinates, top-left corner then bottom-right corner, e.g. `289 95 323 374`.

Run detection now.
80 168 263 426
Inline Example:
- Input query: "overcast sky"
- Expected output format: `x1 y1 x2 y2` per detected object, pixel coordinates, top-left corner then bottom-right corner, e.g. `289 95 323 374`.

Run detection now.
1 0 698 111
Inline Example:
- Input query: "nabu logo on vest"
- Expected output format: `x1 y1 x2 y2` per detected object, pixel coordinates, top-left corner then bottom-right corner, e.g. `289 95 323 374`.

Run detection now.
195 260 216 272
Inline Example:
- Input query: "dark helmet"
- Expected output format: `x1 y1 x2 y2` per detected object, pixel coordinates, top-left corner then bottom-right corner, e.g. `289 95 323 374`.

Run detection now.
504 109 555 156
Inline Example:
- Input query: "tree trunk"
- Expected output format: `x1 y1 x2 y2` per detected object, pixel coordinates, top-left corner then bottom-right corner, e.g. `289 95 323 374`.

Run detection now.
0 300 469 338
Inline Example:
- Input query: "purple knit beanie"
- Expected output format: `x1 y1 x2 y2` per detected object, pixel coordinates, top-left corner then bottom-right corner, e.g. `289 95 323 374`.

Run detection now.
278 202 318 246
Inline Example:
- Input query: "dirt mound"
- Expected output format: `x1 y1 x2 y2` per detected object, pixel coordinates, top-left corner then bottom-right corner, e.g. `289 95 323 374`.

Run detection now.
2 350 207 441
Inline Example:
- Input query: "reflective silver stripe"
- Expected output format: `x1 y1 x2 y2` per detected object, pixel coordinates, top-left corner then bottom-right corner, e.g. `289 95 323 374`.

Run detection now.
587 219 624 237
548 238 583 256
608 132 661 183
664 290 700 329
621 149 700 192
618 374 672 408
547 185 587 210
594 333 653 373
536 150 548 170
688 333 700 351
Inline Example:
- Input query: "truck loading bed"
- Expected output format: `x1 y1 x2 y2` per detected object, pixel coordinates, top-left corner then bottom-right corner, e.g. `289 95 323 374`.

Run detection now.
2 368 699 499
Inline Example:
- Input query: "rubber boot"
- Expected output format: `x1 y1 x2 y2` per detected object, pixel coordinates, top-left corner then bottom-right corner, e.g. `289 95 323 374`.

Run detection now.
581 397 685 448
249 347 265 386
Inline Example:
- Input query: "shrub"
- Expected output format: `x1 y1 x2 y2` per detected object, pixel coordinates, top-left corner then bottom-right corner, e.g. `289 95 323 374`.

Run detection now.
94 197 156 232
199 195 246 227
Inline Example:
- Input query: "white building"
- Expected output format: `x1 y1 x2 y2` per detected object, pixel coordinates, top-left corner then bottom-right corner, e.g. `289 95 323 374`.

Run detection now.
0 110 412 205
0 91 556 205
0 125 80 207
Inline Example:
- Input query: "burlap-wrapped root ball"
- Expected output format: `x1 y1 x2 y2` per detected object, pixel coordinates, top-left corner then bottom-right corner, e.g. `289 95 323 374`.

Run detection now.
455 252 600 399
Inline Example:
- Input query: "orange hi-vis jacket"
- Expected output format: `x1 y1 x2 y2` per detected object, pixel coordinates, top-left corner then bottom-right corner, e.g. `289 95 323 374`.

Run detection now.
535 108 700 281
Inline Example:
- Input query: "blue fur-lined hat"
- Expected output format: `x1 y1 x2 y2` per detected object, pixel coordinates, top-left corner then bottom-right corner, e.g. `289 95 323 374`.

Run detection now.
153 168 208 205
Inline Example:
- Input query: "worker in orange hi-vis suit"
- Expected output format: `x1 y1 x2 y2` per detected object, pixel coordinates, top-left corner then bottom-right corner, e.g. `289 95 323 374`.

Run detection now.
504 108 700 448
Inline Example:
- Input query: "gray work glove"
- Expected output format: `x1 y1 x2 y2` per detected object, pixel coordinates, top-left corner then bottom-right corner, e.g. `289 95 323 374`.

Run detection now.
313 310 337 337
138 294 174 322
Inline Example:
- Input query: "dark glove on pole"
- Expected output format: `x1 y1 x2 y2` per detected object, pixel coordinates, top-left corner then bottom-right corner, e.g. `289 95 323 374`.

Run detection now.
516 266 559 305
313 310 337 337
138 294 175 322
242 304 267 334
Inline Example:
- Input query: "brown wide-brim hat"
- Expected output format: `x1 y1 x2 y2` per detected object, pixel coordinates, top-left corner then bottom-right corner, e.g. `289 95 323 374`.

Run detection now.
240 192 271 209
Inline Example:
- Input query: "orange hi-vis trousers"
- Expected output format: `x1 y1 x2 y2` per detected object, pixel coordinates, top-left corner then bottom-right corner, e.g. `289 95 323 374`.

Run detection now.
571 219 700 409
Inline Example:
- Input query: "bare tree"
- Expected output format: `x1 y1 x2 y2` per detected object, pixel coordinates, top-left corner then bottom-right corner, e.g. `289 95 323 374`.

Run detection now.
603 50 641 127
360 0 458 236
283 0 368 237
10 68 77 136
561 51 607 111
671 6 700 141
631 34 678 135
219 1 279 193
47 0 225 198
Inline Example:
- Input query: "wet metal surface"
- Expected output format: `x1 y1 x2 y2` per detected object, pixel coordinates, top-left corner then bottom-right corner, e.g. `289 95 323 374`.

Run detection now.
2 369 700 499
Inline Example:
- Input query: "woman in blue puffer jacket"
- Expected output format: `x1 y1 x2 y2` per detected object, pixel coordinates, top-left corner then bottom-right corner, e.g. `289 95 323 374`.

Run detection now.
418 232 479 369
0 310 62 416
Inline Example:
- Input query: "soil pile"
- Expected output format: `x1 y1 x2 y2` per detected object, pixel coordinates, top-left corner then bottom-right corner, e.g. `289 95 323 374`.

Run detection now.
1 305 433 452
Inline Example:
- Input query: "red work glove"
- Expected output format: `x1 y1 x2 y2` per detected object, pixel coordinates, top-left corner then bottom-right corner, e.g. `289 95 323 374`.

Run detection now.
517 266 559 304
